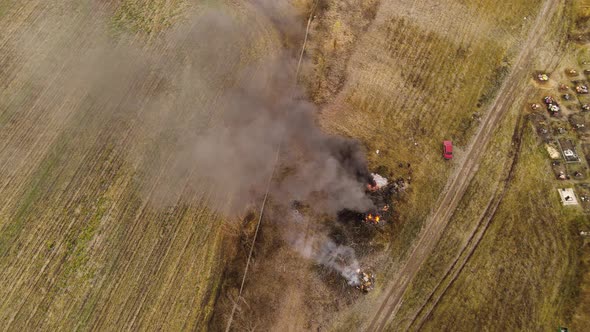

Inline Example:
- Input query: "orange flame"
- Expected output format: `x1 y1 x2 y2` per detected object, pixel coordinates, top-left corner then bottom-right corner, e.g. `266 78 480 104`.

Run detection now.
364 213 381 224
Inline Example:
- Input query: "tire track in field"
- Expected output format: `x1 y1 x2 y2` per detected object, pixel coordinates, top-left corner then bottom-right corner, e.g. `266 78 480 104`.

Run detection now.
3 96 139 329
407 110 527 330
367 1 560 330
406 45 567 331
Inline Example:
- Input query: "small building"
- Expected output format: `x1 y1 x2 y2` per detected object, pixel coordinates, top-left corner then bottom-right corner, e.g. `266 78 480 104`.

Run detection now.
558 188 578 206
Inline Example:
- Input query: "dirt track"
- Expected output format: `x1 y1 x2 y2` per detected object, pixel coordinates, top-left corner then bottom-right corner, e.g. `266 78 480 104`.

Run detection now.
366 0 560 330
407 111 527 330
407 38 568 329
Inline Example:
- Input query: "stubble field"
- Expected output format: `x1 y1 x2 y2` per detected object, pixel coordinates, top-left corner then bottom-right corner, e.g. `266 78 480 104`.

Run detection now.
0 0 282 330
1 0 588 331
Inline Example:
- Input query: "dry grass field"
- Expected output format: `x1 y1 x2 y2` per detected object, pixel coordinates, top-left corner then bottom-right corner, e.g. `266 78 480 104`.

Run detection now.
0 0 282 330
1 0 588 331
283 0 589 330
399 2 590 331
378 1 590 330
314 0 545 265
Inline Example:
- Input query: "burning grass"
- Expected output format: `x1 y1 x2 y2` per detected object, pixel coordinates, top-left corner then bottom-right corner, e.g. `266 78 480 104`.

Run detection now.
355 269 376 293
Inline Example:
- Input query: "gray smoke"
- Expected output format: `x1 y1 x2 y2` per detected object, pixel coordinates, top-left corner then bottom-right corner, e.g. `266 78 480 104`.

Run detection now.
182 63 375 215
289 229 361 286
172 2 374 283
8 1 375 215
146 2 376 216
7 0 373 284
318 241 361 286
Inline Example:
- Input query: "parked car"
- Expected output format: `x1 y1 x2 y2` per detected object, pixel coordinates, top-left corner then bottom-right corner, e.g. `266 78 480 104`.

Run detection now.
443 140 453 160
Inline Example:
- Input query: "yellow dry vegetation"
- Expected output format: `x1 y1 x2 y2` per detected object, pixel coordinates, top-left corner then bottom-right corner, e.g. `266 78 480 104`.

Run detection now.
304 0 590 330
385 2 590 330
420 124 582 330
0 0 281 330
315 0 543 269
112 0 188 36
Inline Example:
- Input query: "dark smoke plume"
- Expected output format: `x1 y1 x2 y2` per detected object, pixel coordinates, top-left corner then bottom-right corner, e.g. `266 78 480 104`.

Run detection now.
7 0 375 287
9 1 374 215
12 0 375 249
182 62 375 215
142 2 376 216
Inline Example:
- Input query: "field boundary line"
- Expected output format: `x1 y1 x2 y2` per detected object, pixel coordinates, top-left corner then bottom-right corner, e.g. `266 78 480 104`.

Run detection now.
224 2 318 331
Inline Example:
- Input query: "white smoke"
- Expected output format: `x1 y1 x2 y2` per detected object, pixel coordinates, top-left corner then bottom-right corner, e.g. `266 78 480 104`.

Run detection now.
317 240 361 286
285 211 361 286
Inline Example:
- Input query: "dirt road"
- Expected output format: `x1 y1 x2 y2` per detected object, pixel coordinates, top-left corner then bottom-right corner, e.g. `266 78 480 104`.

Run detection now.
407 111 527 330
367 0 560 330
